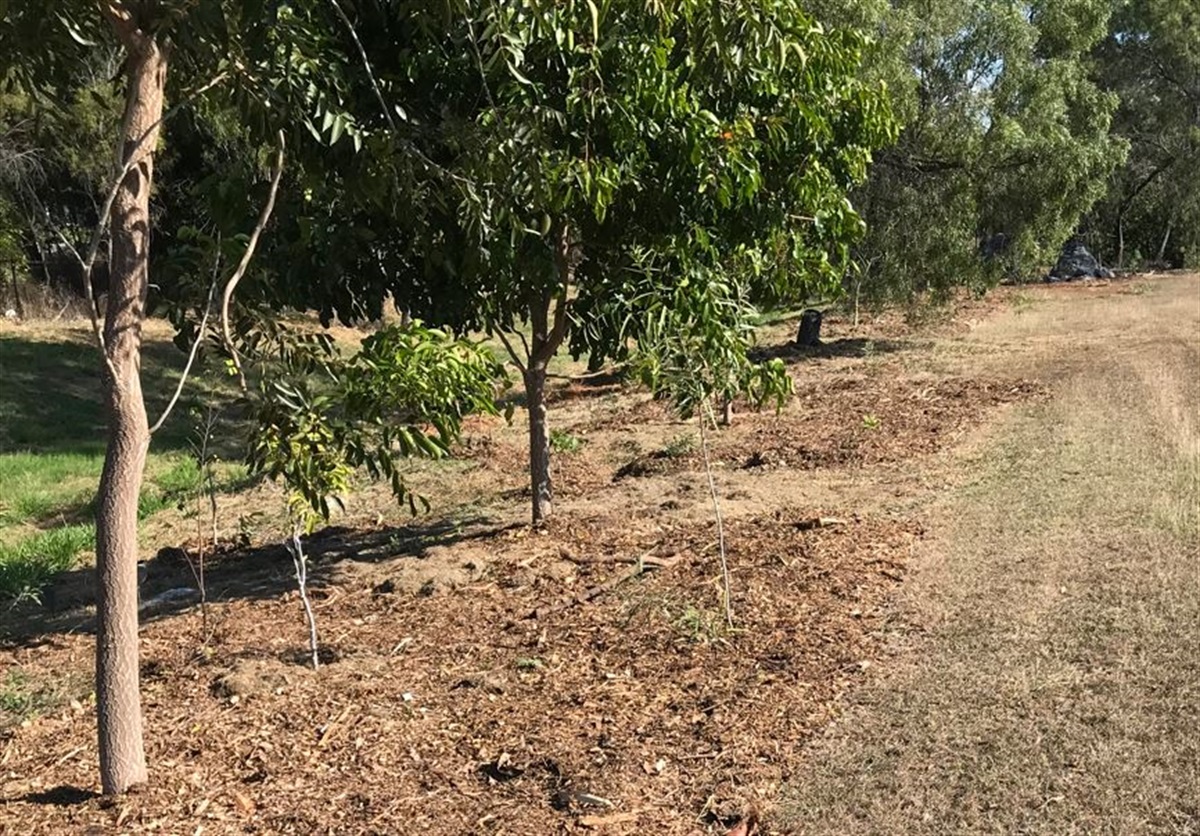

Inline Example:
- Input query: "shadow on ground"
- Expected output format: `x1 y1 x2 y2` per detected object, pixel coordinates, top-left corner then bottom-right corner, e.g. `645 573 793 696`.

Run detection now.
15 787 99 807
752 336 911 364
0 333 239 456
0 514 516 647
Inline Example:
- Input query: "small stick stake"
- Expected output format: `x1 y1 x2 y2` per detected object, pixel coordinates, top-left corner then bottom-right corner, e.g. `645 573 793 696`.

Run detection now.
700 400 733 627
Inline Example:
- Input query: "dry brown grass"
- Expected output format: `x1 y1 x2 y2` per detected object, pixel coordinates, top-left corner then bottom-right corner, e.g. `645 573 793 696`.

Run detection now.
783 273 1200 834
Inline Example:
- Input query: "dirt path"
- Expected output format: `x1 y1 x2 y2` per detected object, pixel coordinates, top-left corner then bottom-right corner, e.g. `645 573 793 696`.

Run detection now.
784 274 1200 834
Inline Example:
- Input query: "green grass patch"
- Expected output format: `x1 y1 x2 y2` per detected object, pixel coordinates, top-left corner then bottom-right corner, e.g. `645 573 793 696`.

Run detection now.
0 453 256 601
0 669 88 729
0 523 93 602
0 451 103 527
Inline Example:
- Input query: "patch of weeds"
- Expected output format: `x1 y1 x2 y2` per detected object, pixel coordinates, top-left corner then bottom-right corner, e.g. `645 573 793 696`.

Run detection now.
0 523 93 601
675 605 726 644
662 433 697 459
1011 292 1037 314
550 429 584 454
862 414 881 430
0 670 86 729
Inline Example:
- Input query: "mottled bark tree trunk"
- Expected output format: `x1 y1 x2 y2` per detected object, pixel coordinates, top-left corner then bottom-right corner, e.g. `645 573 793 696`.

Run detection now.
524 362 552 524
520 224 574 526
1157 220 1173 264
95 8 168 796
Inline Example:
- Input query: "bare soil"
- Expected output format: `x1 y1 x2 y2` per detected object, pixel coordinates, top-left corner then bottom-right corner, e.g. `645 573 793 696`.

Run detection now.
2 274 1193 834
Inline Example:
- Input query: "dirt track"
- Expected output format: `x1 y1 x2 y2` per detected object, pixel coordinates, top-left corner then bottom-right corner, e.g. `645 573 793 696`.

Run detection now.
784 274 1200 834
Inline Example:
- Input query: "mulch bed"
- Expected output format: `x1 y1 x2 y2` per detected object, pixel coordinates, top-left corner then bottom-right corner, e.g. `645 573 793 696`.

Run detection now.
1 511 919 835
608 376 1045 479
0 303 1041 835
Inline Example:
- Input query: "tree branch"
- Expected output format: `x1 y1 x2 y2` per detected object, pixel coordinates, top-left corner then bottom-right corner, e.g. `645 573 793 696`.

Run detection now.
60 68 229 365
326 0 398 133
494 328 529 376
221 131 286 392
533 222 574 366
149 242 221 435
324 0 473 192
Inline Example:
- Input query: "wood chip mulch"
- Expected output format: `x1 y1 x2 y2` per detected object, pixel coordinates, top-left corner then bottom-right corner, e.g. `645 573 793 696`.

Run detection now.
1 511 921 835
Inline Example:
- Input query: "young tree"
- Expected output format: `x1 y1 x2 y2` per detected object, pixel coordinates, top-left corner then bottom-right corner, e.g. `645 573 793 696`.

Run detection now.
259 0 896 525
632 271 792 625
0 0 361 795
246 321 504 669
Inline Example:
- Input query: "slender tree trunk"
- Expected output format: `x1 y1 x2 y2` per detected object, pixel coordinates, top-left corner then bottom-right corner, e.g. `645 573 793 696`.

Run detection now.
525 363 552 525
1116 212 1125 269
9 264 22 319
513 224 574 526
94 17 167 796
1157 220 1173 264
719 397 733 426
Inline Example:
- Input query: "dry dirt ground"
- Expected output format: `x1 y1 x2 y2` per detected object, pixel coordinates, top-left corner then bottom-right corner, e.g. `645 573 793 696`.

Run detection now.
0 273 1196 834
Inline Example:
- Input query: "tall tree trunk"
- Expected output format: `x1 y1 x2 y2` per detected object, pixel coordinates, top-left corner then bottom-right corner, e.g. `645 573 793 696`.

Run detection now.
9 264 23 319
525 363 552 525
94 16 167 796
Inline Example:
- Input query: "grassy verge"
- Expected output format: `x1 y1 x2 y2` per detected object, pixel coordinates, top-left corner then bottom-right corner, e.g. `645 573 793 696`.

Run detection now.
0 325 245 602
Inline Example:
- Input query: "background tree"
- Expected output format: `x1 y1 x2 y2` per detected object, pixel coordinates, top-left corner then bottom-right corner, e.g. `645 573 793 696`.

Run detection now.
1087 0 1200 268
0 24 121 302
804 0 1127 303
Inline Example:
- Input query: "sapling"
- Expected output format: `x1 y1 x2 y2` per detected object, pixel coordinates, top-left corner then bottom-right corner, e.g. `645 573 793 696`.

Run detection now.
632 271 791 626
245 320 505 668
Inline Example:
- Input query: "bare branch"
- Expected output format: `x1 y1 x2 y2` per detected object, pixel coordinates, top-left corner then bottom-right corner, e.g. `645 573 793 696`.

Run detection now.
514 328 531 360
49 224 108 351
327 0 397 133
700 399 733 627
149 241 222 435
221 130 286 392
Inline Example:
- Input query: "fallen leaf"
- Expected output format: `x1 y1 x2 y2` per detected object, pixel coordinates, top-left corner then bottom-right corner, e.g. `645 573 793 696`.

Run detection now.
231 789 255 816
